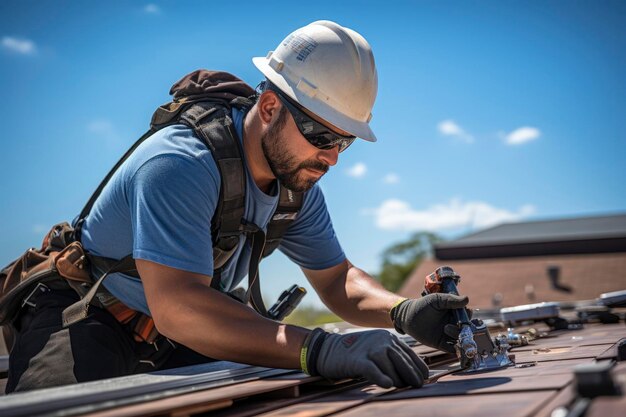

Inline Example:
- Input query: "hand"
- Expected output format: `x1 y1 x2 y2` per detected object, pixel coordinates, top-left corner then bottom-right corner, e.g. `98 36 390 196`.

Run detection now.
306 329 429 388
392 293 470 353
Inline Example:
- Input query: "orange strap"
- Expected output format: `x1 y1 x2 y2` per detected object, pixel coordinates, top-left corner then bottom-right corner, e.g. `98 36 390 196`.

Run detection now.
104 300 159 344
132 314 159 344
106 301 138 324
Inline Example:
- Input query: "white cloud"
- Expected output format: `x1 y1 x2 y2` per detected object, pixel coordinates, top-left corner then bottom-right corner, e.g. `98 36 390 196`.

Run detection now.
88 120 114 135
383 173 400 184
346 162 367 178
367 198 535 232
87 119 122 145
2 36 36 55
144 4 161 14
504 126 541 145
438 119 474 143
32 224 48 235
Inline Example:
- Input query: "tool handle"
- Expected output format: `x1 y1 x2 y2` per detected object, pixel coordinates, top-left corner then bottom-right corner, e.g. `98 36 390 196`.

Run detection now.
441 277 471 325
441 277 460 296
455 309 472 326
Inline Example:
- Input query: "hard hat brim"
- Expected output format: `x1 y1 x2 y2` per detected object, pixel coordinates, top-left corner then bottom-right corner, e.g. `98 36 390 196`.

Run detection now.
253 56 377 143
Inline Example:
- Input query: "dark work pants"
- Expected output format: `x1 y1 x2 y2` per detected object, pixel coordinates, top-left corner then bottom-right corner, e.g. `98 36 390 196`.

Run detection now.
6 289 215 393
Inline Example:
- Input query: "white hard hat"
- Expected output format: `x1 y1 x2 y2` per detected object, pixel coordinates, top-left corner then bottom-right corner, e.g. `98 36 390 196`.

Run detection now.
253 20 378 142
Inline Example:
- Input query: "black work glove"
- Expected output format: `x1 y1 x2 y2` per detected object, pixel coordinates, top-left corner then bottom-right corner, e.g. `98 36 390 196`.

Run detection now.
302 328 429 388
391 294 470 353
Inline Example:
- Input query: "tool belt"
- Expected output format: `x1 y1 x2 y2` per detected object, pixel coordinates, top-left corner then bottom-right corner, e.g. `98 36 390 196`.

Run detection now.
0 222 159 353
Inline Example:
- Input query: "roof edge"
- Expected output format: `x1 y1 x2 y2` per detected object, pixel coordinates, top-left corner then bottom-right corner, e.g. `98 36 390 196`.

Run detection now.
434 236 626 260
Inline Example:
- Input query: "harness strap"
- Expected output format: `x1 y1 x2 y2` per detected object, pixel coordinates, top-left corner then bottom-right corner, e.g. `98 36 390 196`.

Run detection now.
61 254 136 328
105 300 138 324
245 228 268 317
179 101 248 292
264 186 304 257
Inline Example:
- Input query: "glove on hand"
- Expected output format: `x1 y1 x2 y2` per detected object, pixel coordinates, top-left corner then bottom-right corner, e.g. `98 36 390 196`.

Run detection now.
304 329 429 388
391 293 470 353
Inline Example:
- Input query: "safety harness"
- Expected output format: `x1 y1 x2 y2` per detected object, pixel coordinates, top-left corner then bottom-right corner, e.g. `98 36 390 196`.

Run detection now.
0 70 303 350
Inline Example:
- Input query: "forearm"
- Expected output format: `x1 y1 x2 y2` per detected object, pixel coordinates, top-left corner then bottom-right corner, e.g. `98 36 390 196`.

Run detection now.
151 282 309 369
318 264 406 328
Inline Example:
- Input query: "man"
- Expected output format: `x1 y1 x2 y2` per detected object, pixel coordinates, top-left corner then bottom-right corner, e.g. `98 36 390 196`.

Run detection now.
6 20 469 393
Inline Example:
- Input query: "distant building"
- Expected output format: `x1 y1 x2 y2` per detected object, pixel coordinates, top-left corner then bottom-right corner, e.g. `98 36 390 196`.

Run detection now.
399 213 626 309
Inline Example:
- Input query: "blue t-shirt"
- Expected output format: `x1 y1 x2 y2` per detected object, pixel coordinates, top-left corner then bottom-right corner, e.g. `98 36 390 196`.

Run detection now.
80 108 345 315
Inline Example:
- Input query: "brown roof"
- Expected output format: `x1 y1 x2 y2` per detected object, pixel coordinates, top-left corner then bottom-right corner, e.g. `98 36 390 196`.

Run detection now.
400 253 626 309
2 321 625 416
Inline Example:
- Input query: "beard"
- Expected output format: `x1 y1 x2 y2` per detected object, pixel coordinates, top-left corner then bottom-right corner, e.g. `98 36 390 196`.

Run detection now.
261 108 329 192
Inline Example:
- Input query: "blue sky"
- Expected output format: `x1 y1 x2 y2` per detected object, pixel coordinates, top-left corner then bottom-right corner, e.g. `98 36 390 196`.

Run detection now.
1 1 625 309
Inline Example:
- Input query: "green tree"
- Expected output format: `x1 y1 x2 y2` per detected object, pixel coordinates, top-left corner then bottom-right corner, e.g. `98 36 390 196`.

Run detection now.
283 306 340 327
376 232 441 292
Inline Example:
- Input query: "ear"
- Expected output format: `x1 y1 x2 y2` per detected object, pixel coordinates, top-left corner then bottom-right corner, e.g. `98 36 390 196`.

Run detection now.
257 91 282 125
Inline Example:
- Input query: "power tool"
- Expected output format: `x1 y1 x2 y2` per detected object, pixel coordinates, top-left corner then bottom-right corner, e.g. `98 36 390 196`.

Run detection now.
422 266 514 373
267 284 307 321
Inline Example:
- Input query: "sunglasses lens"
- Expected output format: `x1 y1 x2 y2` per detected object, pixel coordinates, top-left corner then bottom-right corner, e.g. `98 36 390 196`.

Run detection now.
275 90 356 152
338 137 356 152
306 134 356 153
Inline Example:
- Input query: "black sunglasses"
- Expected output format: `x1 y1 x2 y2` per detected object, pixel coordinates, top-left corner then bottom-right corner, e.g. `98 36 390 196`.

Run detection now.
270 88 356 153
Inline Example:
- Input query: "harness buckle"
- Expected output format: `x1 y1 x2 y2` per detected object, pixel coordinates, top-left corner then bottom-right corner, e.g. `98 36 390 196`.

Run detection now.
22 283 50 308
239 220 261 234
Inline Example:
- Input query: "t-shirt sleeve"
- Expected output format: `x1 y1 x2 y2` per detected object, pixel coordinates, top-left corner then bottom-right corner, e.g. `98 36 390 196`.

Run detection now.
278 185 346 270
127 153 219 276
